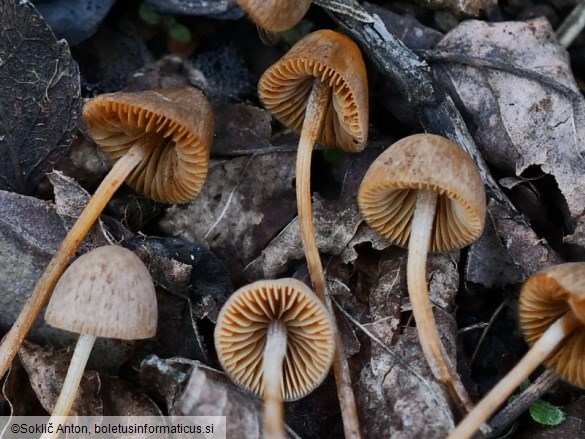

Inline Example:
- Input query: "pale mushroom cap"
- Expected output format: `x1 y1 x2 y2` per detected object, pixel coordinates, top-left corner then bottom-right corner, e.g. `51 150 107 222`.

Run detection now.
258 29 368 152
357 133 486 253
214 278 335 401
237 0 310 32
519 263 585 388
83 87 214 204
45 246 157 340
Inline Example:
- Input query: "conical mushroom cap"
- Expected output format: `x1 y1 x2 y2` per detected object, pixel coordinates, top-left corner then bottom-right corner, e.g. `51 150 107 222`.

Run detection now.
258 30 368 152
83 87 214 204
214 278 335 401
519 263 585 388
45 246 157 340
237 0 310 32
358 134 486 253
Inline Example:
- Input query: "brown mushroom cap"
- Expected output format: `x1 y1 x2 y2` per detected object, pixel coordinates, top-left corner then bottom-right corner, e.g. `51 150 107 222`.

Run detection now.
519 263 585 387
357 133 486 253
237 0 310 32
258 29 368 152
45 246 157 340
214 278 335 401
82 87 214 204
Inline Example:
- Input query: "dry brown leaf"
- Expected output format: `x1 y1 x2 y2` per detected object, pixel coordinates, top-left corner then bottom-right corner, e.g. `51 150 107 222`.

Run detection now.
139 355 191 416
180 364 261 439
18 341 162 419
466 210 525 287
244 150 380 280
430 18 585 256
342 248 458 438
2 355 46 416
159 153 297 281
19 341 102 416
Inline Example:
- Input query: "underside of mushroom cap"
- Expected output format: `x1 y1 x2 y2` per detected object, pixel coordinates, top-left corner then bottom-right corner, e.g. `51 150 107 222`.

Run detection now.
237 0 310 32
519 263 585 388
83 87 214 204
214 278 335 401
258 29 368 152
357 134 486 253
45 246 157 340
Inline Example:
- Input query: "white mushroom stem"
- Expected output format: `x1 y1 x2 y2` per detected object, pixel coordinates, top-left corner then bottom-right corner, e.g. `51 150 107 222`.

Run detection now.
448 310 580 439
0 139 152 380
263 322 288 439
40 333 96 439
297 79 362 439
407 189 474 412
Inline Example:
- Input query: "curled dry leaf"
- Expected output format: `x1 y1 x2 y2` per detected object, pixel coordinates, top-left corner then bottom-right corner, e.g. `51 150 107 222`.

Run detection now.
18 341 163 423
429 18 585 252
2 354 46 416
19 341 102 416
351 248 457 438
0 0 81 194
244 150 380 280
159 153 297 281
180 364 260 439
140 355 190 415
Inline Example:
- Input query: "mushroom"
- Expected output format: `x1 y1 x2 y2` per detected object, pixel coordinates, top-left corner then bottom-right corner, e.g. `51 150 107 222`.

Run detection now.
448 263 585 439
215 278 335 439
258 29 368 437
236 0 310 32
39 245 157 439
0 86 213 378
357 133 486 412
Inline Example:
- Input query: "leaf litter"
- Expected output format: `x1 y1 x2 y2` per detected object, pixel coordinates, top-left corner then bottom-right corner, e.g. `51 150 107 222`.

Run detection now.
2 0 585 437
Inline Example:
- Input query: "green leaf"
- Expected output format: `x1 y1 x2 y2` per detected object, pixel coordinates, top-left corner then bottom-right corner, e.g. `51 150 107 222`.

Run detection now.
138 3 161 26
529 399 566 426
169 23 192 44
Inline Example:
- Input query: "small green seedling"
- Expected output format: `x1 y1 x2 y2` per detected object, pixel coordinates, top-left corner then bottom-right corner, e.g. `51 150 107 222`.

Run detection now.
138 2 192 44
508 380 566 427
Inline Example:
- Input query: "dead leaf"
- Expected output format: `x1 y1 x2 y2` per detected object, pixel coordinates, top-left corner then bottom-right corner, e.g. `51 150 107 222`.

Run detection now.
125 236 232 316
212 104 277 157
17 341 164 431
365 3 443 51
466 210 525 287
244 150 380 280
0 191 66 337
140 355 190 415
180 364 261 439
19 341 102 416
2 355 46 416
429 18 585 253
341 249 458 438
159 153 297 282
0 0 81 194
145 0 243 19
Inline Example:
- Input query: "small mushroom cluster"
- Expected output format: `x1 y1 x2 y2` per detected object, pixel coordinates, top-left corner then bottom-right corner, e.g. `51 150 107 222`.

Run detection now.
0 4 582 439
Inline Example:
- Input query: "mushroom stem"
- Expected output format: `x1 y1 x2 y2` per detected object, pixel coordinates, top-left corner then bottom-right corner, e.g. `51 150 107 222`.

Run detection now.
448 310 580 439
40 333 96 439
297 79 362 439
0 140 151 379
263 322 288 439
407 189 473 412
